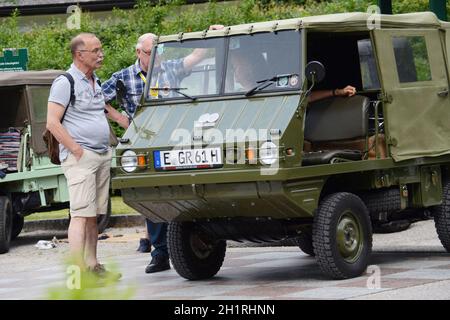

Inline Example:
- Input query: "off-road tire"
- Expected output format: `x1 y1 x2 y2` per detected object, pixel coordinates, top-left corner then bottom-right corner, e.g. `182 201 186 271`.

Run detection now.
0 196 13 254
312 192 373 279
432 179 450 252
168 221 226 280
11 213 24 240
295 230 315 256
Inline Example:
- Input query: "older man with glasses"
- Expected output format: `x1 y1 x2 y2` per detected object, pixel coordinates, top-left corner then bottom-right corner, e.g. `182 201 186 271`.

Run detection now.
46 33 127 280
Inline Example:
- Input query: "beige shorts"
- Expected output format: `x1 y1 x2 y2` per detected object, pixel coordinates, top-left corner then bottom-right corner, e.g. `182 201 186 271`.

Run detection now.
62 149 112 218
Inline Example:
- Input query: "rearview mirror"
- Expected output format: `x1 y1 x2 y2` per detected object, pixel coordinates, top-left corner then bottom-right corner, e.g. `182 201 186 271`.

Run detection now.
305 61 326 84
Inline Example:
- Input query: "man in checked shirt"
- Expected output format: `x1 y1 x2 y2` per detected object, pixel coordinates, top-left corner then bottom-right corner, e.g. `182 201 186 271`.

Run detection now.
102 26 224 273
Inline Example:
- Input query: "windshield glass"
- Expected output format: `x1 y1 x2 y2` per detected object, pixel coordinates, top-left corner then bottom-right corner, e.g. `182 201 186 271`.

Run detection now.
146 38 225 100
145 30 302 101
225 31 302 94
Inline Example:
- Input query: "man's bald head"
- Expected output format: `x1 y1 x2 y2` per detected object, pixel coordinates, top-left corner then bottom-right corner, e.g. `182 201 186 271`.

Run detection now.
70 33 103 72
70 33 98 58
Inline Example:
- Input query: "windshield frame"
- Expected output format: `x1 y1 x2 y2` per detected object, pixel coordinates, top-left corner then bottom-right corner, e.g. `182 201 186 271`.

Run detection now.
144 29 304 104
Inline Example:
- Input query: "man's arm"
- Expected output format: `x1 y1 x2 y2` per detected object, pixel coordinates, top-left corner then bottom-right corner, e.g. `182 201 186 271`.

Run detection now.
309 85 357 103
101 72 119 104
46 102 84 161
183 25 224 71
105 104 130 129
102 71 131 129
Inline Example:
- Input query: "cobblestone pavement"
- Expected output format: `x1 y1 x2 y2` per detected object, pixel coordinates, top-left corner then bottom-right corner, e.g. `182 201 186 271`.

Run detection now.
1 220 449 300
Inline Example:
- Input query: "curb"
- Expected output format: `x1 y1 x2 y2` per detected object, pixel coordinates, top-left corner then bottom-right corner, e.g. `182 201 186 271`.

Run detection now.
23 214 146 233
22 214 296 247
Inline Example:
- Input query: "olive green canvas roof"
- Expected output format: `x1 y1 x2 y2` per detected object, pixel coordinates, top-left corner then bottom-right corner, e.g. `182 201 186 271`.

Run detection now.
0 70 63 86
157 12 445 43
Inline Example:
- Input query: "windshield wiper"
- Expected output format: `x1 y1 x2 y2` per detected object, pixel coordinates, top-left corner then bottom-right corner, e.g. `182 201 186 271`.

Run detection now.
149 87 197 101
245 74 298 97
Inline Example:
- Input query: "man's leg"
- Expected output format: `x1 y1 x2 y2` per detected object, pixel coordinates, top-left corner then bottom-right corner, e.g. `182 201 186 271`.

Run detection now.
88 149 111 268
68 216 87 270
145 222 170 273
137 219 152 253
84 216 98 268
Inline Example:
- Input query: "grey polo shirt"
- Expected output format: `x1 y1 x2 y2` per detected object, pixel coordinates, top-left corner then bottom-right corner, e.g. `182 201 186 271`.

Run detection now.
48 63 110 161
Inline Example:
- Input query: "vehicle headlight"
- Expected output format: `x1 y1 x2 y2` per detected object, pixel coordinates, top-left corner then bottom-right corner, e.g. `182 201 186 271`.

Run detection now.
121 150 138 173
259 142 278 165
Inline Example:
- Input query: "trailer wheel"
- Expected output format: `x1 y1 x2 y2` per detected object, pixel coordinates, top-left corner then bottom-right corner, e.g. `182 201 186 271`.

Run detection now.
11 213 24 240
313 192 372 279
294 229 315 256
432 179 450 252
168 221 226 280
0 196 13 254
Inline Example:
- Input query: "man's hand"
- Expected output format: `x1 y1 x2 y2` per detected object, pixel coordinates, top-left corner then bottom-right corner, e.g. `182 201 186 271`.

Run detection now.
105 104 130 129
72 145 84 162
336 85 357 97
183 25 225 71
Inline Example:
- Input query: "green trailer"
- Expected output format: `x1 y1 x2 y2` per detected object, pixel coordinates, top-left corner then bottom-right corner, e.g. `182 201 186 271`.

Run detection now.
112 12 450 280
0 70 110 254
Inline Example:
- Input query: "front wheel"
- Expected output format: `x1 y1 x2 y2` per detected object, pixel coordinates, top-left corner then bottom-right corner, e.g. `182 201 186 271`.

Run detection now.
312 192 372 279
432 179 450 252
0 196 13 254
168 221 226 280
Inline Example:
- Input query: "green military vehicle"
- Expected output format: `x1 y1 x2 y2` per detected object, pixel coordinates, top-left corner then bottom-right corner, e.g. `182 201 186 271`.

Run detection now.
112 12 450 280
0 71 110 254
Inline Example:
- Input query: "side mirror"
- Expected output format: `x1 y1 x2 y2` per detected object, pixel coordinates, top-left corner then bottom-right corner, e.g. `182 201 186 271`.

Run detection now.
116 79 127 106
305 61 326 84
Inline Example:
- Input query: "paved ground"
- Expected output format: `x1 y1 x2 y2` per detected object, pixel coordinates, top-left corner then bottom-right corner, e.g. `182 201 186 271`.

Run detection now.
1 219 450 300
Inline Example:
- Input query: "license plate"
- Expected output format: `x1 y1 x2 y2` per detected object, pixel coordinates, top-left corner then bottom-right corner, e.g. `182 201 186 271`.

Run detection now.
154 148 223 171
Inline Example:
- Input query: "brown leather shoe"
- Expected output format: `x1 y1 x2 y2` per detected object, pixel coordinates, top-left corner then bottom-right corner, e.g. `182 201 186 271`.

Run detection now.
89 264 122 281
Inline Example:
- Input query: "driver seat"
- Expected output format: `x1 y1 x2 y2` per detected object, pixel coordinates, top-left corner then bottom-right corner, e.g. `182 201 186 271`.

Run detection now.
302 95 370 166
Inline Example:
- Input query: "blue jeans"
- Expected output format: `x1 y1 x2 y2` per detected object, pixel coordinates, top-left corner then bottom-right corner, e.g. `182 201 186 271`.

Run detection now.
146 219 168 259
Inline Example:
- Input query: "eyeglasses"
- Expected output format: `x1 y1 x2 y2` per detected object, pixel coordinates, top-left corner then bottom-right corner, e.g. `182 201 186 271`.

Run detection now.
141 49 151 56
78 48 104 55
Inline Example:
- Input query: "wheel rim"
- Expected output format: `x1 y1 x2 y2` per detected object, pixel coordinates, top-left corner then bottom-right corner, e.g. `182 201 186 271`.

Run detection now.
336 210 364 263
189 230 213 260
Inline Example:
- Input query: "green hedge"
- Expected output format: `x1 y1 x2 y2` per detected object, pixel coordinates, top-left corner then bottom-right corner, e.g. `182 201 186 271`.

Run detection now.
0 0 448 135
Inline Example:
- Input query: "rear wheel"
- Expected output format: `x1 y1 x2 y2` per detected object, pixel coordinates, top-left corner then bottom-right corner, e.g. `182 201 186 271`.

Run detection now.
0 196 13 254
168 221 226 280
432 179 450 252
312 192 372 279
